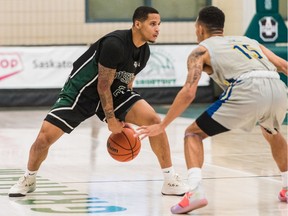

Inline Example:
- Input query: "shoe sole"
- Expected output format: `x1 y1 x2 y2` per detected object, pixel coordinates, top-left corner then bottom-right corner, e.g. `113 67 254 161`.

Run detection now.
8 187 36 198
171 198 208 214
161 192 186 196
8 193 26 197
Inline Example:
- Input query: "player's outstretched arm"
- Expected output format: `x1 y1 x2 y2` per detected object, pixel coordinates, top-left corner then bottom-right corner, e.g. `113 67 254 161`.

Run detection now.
260 44 288 75
136 46 207 139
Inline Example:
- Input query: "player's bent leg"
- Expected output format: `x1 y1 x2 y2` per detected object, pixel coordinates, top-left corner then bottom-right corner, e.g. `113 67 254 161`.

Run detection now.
125 100 189 196
260 126 287 172
260 126 288 202
169 121 210 213
28 121 64 171
9 121 64 197
184 122 208 169
125 99 172 168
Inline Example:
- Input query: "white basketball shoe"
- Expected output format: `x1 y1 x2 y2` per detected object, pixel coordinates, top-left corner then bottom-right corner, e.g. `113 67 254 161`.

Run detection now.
161 174 189 196
9 175 36 197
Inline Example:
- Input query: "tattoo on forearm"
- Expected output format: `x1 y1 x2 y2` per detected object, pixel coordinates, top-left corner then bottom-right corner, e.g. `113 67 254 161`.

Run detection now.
98 64 116 119
105 110 115 119
186 50 206 86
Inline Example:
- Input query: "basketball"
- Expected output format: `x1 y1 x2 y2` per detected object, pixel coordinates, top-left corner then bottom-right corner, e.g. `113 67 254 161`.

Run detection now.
107 127 141 162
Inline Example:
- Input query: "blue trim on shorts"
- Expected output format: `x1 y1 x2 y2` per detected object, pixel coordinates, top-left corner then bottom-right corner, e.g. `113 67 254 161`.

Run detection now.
207 83 234 117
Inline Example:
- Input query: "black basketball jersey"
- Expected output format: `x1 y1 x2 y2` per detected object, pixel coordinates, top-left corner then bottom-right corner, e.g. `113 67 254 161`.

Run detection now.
70 29 150 93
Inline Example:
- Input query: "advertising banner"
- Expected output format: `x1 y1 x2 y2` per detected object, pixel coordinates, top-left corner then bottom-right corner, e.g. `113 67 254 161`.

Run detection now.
0 46 87 88
135 44 210 87
0 45 210 89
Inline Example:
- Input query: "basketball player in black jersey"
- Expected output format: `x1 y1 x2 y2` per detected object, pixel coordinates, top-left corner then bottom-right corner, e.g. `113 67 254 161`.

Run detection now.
9 6 188 197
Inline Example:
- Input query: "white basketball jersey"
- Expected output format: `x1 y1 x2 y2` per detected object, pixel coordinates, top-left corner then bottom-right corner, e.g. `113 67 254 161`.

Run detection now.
200 36 277 89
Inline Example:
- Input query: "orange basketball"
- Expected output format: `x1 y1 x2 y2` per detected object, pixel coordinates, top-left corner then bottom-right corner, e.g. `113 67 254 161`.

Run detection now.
107 127 141 162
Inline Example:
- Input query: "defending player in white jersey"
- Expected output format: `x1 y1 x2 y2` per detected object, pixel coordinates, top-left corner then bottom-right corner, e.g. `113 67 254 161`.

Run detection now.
136 6 288 214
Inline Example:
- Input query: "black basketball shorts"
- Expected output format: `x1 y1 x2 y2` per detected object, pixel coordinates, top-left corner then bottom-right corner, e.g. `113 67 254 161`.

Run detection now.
45 89 142 134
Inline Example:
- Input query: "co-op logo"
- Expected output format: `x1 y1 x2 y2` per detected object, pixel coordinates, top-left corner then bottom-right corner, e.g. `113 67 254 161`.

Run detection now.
0 53 24 81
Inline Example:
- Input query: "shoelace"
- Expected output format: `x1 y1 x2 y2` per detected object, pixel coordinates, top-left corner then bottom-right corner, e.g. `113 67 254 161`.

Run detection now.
174 174 185 184
16 176 27 186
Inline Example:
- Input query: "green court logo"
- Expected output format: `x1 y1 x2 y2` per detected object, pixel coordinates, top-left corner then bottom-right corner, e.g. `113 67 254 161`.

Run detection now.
1 169 127 214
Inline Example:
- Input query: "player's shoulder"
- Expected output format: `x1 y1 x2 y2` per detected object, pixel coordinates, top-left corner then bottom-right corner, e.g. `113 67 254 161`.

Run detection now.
102 29 133 48
104 29 131 42
224 35 259 44
200 36 224 47
194 44 208 52
100 30 128 48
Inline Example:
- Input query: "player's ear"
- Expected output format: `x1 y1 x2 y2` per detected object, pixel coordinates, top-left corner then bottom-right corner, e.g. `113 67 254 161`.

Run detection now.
135 20 141 29
199 25 204 35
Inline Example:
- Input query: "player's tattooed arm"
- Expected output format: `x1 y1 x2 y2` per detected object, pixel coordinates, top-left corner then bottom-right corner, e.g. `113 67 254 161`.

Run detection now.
97 63 116 120
186 48 206 87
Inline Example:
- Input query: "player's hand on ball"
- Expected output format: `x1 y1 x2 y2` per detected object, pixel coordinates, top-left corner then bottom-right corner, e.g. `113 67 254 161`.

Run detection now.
107 118 125 134
123 122 134 130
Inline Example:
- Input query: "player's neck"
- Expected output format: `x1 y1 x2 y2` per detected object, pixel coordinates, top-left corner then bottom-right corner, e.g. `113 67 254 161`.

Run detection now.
205 32 223 40
131 27 146 48
210 33 224 37
210 29 224 37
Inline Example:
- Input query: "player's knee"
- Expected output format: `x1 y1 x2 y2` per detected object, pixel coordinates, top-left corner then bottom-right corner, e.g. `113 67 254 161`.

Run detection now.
261 126 279 136
146 114 161 125
33 133 54 151
184 131 200 139
260 126 281 142
184 128 207 140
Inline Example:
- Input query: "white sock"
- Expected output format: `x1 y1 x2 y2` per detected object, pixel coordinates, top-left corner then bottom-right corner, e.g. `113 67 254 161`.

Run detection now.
187 167 202 190
162 166 175 180
24 170 37 177
281 171 288 189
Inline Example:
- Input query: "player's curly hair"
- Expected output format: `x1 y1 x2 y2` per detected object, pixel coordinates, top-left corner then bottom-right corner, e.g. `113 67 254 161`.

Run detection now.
132 6 159 24
197 6 225 33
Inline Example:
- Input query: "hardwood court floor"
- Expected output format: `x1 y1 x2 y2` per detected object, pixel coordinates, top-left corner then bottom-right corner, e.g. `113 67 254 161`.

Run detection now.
0 105 287 216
